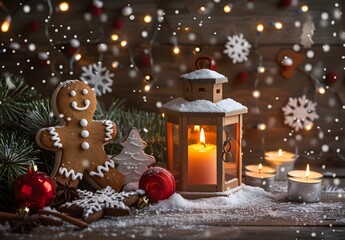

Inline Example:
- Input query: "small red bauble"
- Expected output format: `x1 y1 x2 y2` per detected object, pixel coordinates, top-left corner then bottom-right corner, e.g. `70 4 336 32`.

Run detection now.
12 162 55 212
326 71 338 84
139 167 175 203
237 71 249 83
113 19 123 30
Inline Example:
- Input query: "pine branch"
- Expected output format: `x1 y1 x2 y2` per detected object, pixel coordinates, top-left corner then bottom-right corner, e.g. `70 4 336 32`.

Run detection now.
20 98 58 135
0 73 40 126
0 130 40 187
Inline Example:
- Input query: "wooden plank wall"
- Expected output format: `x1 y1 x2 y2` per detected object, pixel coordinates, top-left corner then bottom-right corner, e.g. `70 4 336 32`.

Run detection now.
0 0 344 174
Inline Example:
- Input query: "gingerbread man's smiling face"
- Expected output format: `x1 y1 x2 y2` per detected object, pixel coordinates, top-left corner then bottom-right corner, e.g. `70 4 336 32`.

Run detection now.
53 80 97 123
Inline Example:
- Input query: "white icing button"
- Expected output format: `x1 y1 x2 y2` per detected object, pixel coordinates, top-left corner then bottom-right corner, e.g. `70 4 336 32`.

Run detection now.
81 130 89 138
82 89 88 95
80 119 88 127
70 90 76 96
81 142 89 150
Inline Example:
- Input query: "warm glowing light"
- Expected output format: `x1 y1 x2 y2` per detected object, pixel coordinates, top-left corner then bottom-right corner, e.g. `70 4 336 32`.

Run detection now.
252 90 261 98
112 61 119 68
75 54 81 61
120 40 127 47
258 163 263 171
194 125 200 132
257 66 265 73
194 47 201 53
200 128 206 144
223 4 232 13
305 123 313 131
200 6 206 12
144 14 152 23
162 113 165 118
59 2 69 12
144 84 151 92
145 75 151 81
173 46 180 54
318 86 326 94
305 164 310 178
301 5 309 12
257 24 264 32
111 34 119 41
278 149 283 157
275 22 283 30
1 16 11 33
258 123 266 130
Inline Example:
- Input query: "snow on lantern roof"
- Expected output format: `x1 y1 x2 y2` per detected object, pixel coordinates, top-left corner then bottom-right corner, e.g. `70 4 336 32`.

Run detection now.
162 97 247 115
180 69 228 83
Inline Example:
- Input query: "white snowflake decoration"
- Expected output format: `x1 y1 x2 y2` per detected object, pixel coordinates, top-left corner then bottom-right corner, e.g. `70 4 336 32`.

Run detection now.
223 34 251 64
282 95 319 131
62 186 140 218
80 62 114 96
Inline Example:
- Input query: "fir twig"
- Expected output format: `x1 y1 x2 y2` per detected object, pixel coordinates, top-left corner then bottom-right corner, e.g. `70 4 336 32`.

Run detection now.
0 130 39 186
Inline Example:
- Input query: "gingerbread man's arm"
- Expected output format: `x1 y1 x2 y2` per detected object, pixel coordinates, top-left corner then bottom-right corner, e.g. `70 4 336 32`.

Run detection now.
101 120 117 143
36 127 64 150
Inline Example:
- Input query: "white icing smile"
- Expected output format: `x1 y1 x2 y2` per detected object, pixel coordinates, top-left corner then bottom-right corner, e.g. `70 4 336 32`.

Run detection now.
71 99 90 111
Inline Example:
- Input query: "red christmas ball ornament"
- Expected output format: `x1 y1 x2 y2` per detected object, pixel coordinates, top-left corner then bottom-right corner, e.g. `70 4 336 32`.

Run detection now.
140 53 152 68
326 71 338 84
112 19 123 30
37 52 49 67
139 167 175 203
237 71 249 83
89 0 103 16
67 39 80 56
279 0 292 8
12 162 55 212
26 21 40 33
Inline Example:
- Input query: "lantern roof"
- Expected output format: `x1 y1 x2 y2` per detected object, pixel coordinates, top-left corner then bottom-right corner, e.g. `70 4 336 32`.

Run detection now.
180 69 228 84
162 97 247 115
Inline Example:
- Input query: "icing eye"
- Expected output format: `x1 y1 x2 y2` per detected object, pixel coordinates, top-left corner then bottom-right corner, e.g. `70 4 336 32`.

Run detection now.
70 90 76 97
82 89 88 95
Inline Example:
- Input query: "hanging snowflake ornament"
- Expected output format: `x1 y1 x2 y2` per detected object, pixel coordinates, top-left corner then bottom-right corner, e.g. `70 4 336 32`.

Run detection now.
80 62 114 96
59 186 143 223
223 34 251 64
282 95 319 131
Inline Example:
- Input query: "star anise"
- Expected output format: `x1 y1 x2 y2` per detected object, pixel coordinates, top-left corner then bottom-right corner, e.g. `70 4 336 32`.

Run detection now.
51 181 79 207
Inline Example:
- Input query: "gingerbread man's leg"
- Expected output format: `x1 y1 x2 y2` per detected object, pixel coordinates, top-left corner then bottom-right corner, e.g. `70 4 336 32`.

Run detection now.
86 151 125 191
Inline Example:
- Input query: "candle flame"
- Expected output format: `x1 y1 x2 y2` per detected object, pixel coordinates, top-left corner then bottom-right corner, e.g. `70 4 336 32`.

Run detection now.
305 164 310 178
278 149 283 157
200 128 205 145
258 163 262 173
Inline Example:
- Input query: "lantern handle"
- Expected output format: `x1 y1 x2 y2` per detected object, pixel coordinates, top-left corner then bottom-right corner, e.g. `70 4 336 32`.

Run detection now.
195 56 213 70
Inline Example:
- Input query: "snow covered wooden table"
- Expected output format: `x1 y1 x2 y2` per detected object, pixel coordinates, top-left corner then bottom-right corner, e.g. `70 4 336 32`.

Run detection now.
1 181 344 240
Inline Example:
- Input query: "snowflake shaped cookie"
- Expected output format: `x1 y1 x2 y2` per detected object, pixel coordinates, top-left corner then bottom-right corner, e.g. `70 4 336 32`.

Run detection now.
282 95 319 131
80 62 114 96
223 34 251 64
60 186 142 223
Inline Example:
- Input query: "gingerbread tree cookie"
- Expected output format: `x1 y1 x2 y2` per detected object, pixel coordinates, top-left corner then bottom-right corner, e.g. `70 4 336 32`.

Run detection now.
36 80 125 191
112 128 155 184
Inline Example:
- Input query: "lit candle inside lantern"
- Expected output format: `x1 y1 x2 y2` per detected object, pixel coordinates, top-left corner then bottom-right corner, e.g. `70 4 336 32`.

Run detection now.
265 149 296 180
245 163 276 192
188 128 217 185
288 164 323 203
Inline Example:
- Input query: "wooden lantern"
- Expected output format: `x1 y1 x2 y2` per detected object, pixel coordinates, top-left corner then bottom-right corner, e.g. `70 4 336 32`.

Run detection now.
162 57 247 198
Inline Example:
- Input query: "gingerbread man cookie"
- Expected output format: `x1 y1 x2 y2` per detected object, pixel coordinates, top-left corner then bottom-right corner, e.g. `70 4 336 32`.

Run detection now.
36 80 125 191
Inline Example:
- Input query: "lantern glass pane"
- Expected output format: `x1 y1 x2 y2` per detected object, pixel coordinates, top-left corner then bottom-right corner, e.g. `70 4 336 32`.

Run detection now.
167 122 180 186
187 125 217 185
223 124 239 182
